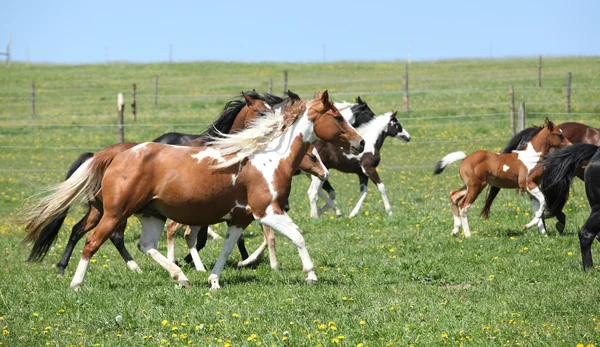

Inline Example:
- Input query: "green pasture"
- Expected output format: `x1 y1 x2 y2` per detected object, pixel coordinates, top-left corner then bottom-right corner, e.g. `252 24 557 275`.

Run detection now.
0 57 599 346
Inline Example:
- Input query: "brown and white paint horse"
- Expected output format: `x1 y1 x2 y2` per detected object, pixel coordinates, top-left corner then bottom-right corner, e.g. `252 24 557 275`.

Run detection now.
308 111 410 218
21 91 364 290
434 118 569 237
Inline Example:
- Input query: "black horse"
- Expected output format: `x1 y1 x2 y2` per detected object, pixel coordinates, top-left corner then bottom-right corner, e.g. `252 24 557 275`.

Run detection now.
540 143 600 270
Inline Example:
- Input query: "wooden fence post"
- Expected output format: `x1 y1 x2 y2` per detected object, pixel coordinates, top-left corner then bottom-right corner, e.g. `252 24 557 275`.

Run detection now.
566 72 572 114
282 71 288 96
268 77 273 95
537 55 542 88
403 63 409 113
154 75 159 107
31 82 36 116
117 93 125 143
509 86 515 135
518 102 525 132
131 83 137 121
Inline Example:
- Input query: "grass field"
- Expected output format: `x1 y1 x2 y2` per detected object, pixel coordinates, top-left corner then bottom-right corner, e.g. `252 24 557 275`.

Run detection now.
1 57 600 346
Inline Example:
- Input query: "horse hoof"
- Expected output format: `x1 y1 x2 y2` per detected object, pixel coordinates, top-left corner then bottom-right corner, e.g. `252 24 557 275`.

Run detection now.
179 280 191 288
556 222 565 234
306 278 317 285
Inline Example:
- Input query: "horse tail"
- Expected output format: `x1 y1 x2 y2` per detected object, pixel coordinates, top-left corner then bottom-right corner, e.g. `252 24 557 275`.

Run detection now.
540 143 600 216
434 151 467 175
20 150 118 247
26 152 94 262
480 186 501 219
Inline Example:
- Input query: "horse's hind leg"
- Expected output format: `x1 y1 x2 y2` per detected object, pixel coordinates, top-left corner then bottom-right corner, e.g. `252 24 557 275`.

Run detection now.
108 221 142 273
349 174 369 218
57 205 101 275
308 176 324 218
165 220 182 263
525 185 546 233
365 166 393 216
579 210 600 270
457 183 486 238
449 187 467 236
185 226 206 272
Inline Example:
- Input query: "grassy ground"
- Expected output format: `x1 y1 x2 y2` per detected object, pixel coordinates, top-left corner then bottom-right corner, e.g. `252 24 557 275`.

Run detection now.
1 57 600 346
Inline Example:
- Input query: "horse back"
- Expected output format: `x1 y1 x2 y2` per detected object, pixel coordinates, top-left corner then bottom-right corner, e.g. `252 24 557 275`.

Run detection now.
559 122 600 145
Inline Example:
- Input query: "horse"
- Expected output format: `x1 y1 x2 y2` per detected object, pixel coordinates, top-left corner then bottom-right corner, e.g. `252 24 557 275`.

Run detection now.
20 90 365 290
236 96 379 270
433 118 569 237
307 111 410 218
24 91 324 274
482 121 600 233
539 143 600 269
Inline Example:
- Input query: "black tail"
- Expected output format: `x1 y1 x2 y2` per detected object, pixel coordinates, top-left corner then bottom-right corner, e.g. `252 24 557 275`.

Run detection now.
27 152 94 262
540 143 599 217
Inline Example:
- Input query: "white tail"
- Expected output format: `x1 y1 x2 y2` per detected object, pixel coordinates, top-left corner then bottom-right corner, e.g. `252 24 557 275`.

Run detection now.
434 151 467 174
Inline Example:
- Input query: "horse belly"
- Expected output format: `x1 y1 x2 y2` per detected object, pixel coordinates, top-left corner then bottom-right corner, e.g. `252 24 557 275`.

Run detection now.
487 175 519 189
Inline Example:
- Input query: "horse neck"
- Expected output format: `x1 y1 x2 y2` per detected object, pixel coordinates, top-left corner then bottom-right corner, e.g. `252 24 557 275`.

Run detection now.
529 128 552 154
359 115 391 154
263 107 313 162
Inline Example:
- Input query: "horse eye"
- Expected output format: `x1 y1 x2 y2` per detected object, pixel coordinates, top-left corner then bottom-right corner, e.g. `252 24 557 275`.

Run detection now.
334 115 344 121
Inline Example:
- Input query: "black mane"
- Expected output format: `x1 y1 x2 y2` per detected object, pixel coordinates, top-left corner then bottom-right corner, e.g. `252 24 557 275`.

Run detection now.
501 126 543 153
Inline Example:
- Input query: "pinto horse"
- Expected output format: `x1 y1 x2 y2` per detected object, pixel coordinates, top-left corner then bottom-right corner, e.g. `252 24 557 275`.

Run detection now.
308 111 411 218
21 91 365 290
434 118 569 237
25 91 325 274
539 143 600 269
483 121 600 233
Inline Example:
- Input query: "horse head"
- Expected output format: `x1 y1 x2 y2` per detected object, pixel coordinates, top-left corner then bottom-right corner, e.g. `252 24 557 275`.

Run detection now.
310 90 365 155
543 117 570 152
386 111 411 142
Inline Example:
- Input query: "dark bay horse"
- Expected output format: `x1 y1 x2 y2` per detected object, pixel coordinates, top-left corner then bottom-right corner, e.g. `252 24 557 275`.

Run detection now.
483 121 600 233
25 91 324 274
434 118 569 237
539 143 600 269
21 91 365 289
308 111 411 218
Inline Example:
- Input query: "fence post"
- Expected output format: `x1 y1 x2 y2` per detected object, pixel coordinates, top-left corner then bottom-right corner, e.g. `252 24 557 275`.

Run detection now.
31 81 36 116
403 63 409 113
268 77 273 95
518 102 525 132
117 93 125 143
154 75 159 107
509 86 515 135
566 72 572 114
5 36 10 68
131 83 137 121
537 56 542 88
282 71 288 96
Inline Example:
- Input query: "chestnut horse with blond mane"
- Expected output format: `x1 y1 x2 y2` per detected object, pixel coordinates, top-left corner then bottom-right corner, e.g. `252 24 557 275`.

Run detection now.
434 118 569 237
21 91 364 290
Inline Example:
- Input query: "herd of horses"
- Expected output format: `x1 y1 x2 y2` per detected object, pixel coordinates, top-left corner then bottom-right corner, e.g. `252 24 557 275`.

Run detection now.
18 89 600 290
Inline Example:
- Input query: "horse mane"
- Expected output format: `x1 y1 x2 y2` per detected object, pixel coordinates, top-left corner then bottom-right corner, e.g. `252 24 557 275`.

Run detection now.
207 101 307 169
355 111 394 137
199 93 254 138
502 126 543 153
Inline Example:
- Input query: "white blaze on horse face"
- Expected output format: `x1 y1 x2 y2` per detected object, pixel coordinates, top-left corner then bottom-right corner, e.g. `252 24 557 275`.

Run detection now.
516 143 542 172
503 164 510 172
191 148 225 164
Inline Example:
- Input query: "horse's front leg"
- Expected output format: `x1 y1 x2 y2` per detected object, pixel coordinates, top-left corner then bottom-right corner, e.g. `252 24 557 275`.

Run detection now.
349 174 369 217
256 210 317 285
185 226 206 272
307 176 324 218
365 166 392 216
108 221 142 273
524 183 546 233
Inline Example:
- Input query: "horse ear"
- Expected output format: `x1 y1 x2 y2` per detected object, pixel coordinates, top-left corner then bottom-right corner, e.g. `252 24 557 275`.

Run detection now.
242 91 255 106
321 90 331 107
356 96 363 104
545 117 555 130
287 89 300 101
391 111 398 118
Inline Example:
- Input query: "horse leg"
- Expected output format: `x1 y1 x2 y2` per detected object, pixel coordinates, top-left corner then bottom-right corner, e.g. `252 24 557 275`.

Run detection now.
308 176 324 218
237 235 249 260
137 216 190 287
237 239 267 268
458 183 486 238
207 227 222 240
349 174 369 218
185 226 206 272
579 210 600 270
208 224 248 290
555 210 566 234
257 211 317 285
57 205 101 275
184 225 209 264
450 188 467 236
528 195 547 234
70 214 122 290
524 185 546 232
318 180 341 216
108 221 141 273
165 220 182 263
365 166 392 216
265 226 278 270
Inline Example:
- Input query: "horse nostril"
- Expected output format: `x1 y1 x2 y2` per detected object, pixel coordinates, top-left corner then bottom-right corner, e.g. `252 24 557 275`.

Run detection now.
359 139 365 149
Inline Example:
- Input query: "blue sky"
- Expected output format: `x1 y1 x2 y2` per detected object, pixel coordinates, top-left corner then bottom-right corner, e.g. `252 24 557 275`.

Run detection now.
1 0 597 64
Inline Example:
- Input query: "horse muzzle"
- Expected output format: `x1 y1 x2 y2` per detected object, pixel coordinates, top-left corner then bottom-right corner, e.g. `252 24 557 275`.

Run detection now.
350 139 365 155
